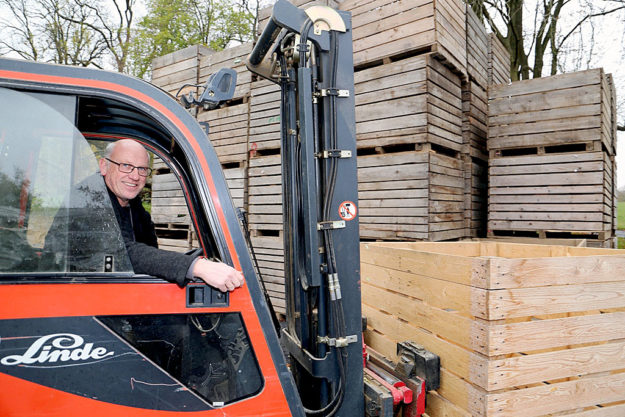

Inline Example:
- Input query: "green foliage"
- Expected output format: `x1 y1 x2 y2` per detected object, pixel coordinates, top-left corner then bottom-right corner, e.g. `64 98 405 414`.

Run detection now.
618 201 625 230
129 0 254 79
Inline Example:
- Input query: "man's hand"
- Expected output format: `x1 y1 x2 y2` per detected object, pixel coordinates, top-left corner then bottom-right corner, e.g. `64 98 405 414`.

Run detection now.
192 258 245 292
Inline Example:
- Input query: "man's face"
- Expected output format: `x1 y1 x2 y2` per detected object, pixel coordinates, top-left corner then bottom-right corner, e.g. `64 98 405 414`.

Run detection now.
99 141 149 206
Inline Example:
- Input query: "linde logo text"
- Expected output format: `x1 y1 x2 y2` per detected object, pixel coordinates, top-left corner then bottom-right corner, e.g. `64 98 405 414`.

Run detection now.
0 333 114 366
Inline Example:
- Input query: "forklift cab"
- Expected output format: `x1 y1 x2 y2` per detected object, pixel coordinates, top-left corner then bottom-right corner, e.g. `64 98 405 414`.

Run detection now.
0 59 303 416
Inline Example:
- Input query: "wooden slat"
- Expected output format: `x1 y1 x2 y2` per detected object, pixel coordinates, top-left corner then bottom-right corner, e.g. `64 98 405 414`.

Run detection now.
362 242 625 416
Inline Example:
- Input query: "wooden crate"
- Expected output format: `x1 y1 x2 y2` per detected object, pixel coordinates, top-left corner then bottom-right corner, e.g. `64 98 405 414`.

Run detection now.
154 224 198 253
361 241 625 417
247 152 286 313
247 153 282 232
223 164 247 210
151 172 192 226
488 151 615 239
151 171 198 253
197 102 250 165
198 42 253 101
466 6 488 89
462 80 488 160
151 45 211 97
488 69 615 154
354 54 463 153
250 235 286 315
463 156 487 238
358 149 465 241
249 79 281 152
340 0 467 74
606 74 618 231
487 33 509 86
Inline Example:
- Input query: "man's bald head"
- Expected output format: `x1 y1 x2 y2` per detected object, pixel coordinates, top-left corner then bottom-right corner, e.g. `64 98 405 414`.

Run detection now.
99 139 150 207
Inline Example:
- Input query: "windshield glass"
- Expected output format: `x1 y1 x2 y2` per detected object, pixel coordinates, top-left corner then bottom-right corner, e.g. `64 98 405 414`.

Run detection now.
0 87 132 274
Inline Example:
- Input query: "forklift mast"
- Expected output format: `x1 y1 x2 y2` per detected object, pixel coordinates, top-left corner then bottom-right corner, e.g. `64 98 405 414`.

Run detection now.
246 1 363 415
0 1 364 416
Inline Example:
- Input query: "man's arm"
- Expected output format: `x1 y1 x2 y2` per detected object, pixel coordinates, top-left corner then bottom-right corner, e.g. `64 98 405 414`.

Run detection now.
125 240 244 291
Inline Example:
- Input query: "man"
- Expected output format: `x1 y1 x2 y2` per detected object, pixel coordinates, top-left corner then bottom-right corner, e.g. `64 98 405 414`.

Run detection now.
99 139 244 292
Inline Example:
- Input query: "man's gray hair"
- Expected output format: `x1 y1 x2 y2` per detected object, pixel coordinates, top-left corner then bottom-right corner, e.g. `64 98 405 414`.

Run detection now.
103 142 116 159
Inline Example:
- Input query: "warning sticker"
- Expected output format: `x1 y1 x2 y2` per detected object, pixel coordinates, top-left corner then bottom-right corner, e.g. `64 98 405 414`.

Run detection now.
338 201 357 221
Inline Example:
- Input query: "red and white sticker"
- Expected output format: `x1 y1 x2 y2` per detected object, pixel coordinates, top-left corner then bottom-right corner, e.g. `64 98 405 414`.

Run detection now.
338 201 357 221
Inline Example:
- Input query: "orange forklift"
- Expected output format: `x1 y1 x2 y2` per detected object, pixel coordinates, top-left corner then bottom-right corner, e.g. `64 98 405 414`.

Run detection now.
0 1 438 415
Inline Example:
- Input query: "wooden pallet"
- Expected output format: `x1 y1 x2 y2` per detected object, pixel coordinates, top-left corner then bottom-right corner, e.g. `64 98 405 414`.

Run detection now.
197 102 250 164
358 148 465 241
249 79 281 153
466 5 488 90
354 53 463 152
488 151 616 237
198 42 253 101
361 241 625 417
488 69 615 154
154 223 198 253
341 0 467 75
151 45 210 97
487 33 509 86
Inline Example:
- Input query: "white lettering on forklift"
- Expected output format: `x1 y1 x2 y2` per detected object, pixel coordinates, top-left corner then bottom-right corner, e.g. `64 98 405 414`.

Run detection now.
0 333 114 366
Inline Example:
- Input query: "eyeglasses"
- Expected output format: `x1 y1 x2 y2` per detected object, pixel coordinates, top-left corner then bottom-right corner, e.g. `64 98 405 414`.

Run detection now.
105 158 153 177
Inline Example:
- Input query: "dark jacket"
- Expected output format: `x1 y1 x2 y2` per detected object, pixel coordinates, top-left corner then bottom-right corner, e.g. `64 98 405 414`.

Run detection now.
107 188 194 286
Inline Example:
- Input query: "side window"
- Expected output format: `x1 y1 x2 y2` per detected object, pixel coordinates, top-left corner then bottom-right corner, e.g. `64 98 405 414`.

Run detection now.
84 143 200 254
0 87 132 274
150 155 199 252
99 313 264 406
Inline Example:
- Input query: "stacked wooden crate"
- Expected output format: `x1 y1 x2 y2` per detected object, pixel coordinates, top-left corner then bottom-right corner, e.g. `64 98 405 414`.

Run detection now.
196 45 253 210
362 241 625 417
488 69 617 246
462 7 505 238
341 0 467 74
247 77 285 313
151 45 211 98
487 33 509 86
247 151 285 313
150 157 198 252
340 0 470 243
354 55 465 241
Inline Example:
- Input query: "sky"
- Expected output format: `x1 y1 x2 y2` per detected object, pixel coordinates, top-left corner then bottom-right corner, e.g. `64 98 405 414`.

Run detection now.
1 0 623 187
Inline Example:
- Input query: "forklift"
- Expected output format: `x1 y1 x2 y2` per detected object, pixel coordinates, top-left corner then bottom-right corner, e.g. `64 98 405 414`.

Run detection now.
0 1 437 415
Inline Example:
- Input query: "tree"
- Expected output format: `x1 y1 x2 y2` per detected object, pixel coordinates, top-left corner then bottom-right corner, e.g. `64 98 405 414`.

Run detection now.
130 0 255 79
59 0 137 73
467 0 625 81
0 0 107 67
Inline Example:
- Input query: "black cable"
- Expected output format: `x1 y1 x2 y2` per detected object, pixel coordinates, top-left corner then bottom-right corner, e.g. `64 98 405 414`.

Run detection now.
174 83 200 99
310 30 349 417
299 19 313 68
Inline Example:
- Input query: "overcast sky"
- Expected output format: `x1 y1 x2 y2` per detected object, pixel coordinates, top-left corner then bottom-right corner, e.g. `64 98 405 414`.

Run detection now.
1 0 623 187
